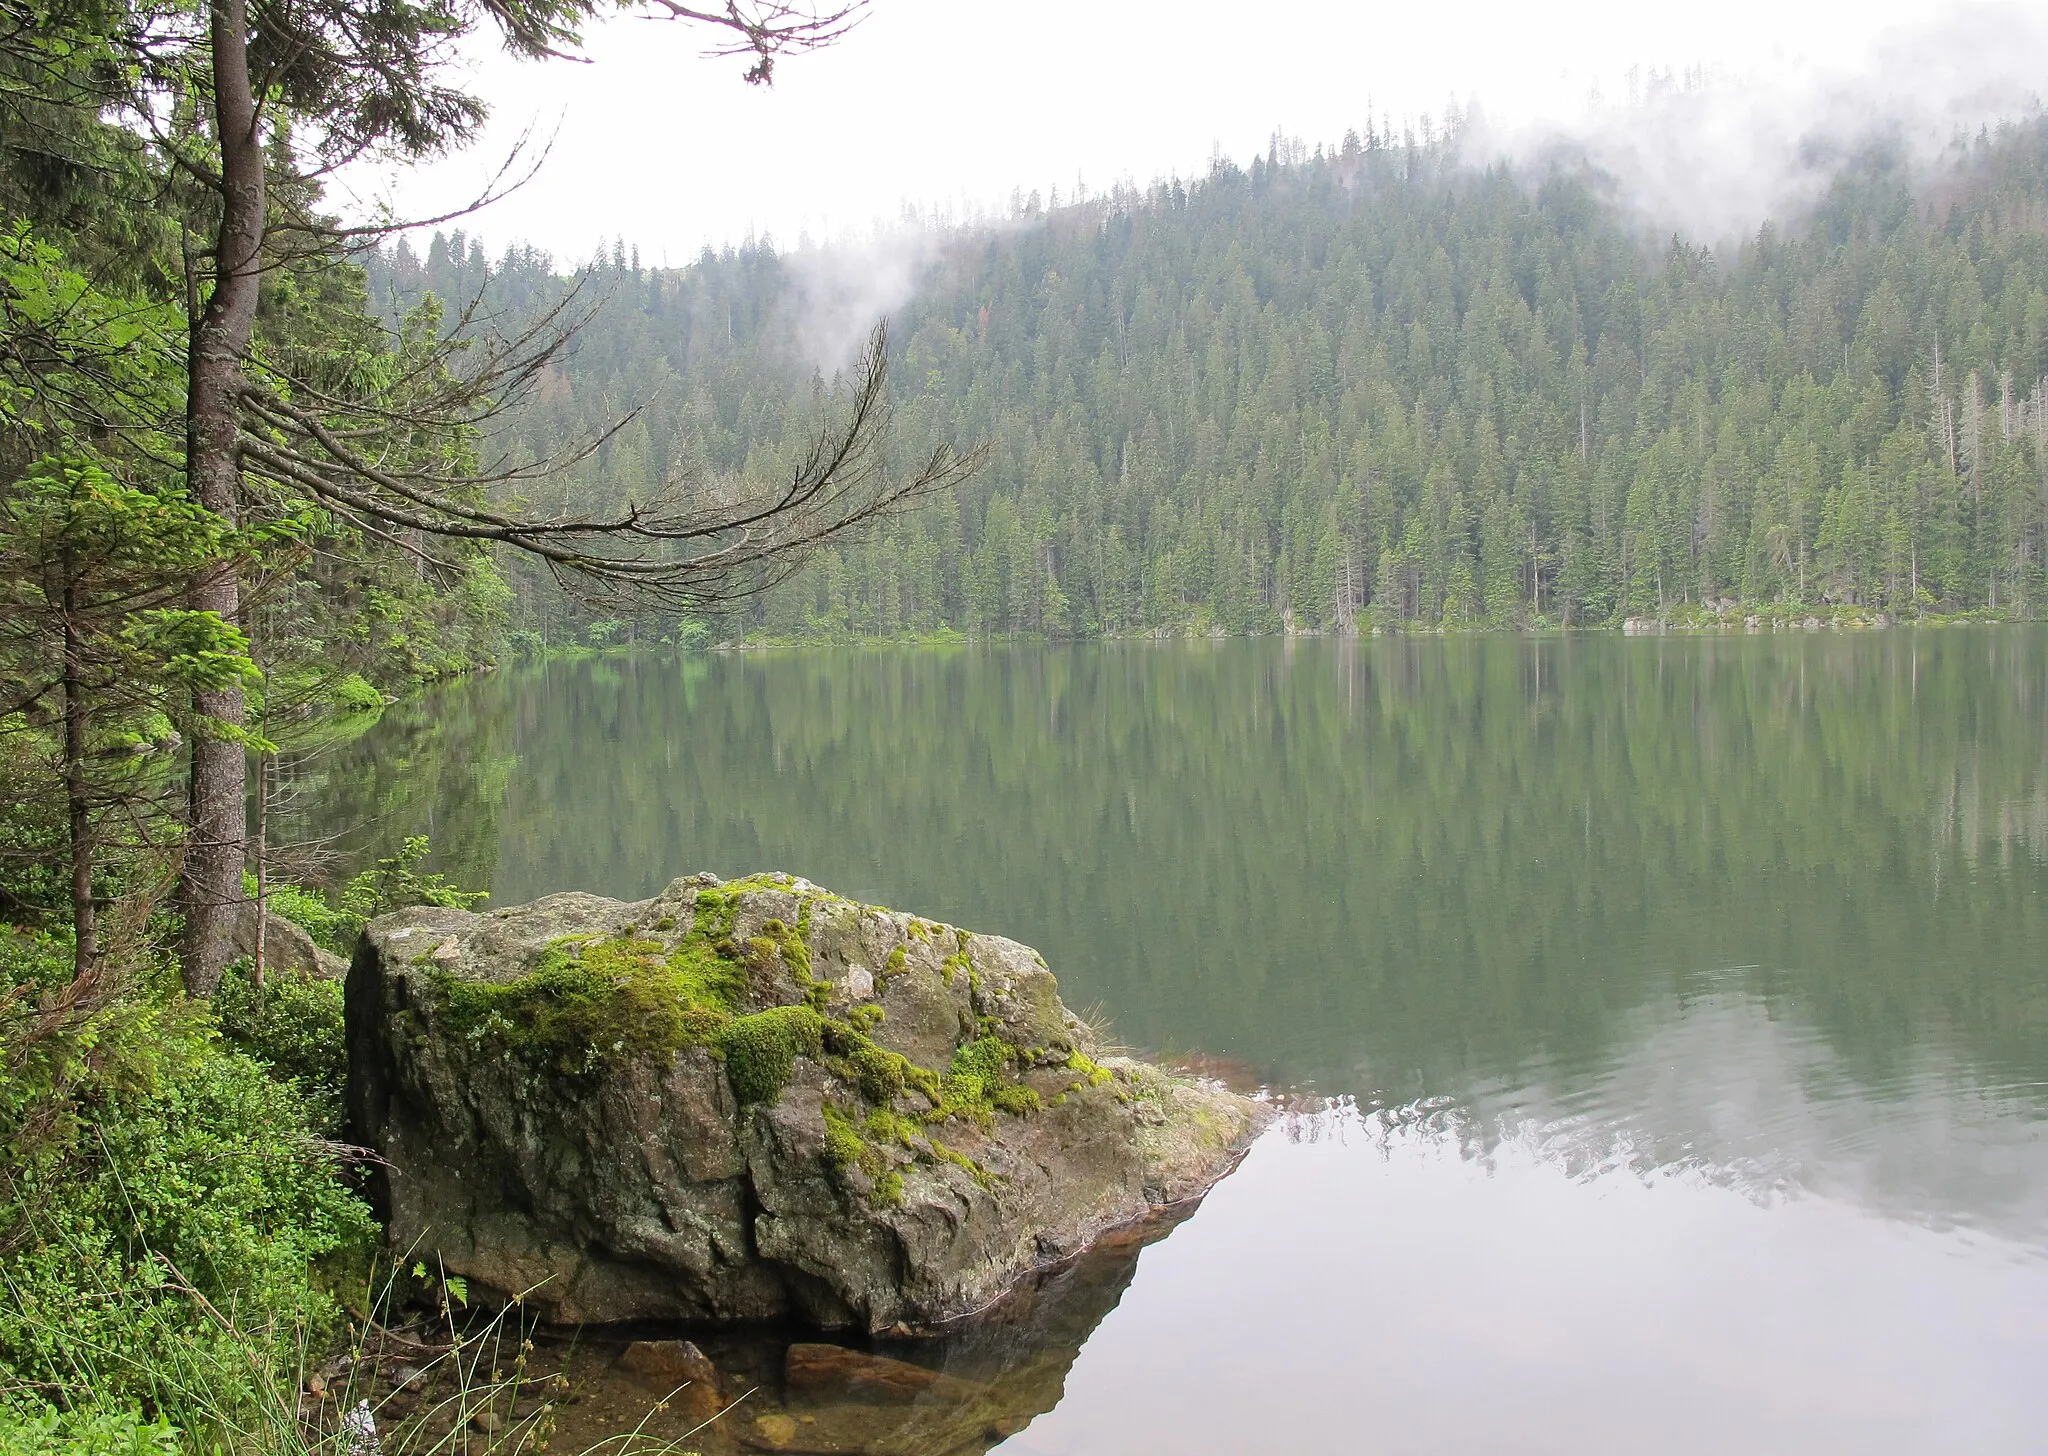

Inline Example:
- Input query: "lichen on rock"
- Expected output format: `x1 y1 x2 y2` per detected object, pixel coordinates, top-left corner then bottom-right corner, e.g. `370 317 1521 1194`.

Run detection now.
345 871 1264 1332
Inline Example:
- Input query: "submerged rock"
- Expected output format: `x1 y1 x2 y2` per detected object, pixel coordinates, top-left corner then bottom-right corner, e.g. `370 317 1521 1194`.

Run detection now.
617 1339 724 1420
345 872 1261 1333
784 1342 988 1404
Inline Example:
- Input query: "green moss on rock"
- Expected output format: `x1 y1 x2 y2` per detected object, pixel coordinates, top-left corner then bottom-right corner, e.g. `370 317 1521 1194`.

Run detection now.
822 1101 869 1169
434 933 744 1076
822 1018 941 1106
720 1004 825 1104
991 1084 1042 1116
923 1035 1039 1127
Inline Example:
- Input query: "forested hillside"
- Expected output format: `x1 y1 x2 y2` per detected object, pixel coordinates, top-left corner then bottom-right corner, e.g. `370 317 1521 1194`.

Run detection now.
376 117 2048 639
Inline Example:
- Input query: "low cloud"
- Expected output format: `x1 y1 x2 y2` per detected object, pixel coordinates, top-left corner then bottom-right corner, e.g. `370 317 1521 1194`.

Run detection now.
1470 2 2048 246
776 223 951 374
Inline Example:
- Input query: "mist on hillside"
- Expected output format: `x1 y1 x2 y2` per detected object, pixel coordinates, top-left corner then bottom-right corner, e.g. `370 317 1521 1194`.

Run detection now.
398 1 2048 370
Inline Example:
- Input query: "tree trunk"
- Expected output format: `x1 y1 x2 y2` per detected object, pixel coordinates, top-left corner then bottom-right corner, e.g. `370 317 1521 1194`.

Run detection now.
61 574 95 975
252 745 268 988
179 0 265 995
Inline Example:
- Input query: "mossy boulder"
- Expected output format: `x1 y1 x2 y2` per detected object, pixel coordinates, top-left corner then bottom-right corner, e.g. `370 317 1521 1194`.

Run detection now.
345 872 1263 1333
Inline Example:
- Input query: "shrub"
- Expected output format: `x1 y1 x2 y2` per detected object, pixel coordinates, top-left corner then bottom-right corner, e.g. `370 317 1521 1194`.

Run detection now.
211 961 347 1123
0 975 375 1417
329 673 384 712
331 836 485 948
0 928 70 993
242 871 351 954
0 1406 180 1456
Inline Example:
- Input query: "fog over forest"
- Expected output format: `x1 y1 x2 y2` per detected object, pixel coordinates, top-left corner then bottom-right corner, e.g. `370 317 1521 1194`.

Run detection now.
371 102 2048 646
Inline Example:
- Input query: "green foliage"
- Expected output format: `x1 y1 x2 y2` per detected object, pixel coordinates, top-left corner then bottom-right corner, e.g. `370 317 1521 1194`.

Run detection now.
0 1406 180 1456
0 225 182 452
0 974 375 1416
0 453 267 957
330 673 384 712
211 962 348 1122
334 835 485 944
0 928 72 993
719 1004 824 1105
251 875 354 954
116 609 263 696
380 118 2048 639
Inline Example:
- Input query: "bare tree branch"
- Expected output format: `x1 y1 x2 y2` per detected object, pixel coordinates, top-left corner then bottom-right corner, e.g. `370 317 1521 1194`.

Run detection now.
238 320 984 606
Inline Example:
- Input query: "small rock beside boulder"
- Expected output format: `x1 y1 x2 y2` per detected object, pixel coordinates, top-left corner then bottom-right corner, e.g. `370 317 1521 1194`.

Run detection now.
233 899 347 979
346 871 1262 1333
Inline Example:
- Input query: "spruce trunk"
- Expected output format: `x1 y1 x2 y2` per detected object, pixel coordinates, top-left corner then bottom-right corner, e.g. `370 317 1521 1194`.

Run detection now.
179 0 264 995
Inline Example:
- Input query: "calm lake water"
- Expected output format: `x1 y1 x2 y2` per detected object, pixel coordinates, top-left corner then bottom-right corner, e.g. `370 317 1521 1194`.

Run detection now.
301 632 2048 1453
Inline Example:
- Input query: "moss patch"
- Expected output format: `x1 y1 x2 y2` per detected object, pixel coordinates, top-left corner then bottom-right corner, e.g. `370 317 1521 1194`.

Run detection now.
991 1084 1043 1115
433 933 745 1077
823 1099 908 1207
427 878 846 1087
721 1004 825 1104
821 1018 941 1106
1065 1048 1114 1087
927 1136 999 1191
822 1100 870 1169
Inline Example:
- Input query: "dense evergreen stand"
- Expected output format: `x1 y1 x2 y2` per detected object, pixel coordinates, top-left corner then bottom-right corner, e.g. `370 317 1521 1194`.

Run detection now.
377 120 2048 643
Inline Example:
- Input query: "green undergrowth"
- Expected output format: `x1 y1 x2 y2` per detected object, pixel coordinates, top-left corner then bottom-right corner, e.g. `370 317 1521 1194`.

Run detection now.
212 961 348 1127
241 836 482 958
0 1405 182 1456
0 936 376 1426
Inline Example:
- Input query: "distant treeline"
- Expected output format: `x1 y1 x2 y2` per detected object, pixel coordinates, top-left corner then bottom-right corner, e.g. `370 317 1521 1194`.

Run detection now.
369 118 2048 640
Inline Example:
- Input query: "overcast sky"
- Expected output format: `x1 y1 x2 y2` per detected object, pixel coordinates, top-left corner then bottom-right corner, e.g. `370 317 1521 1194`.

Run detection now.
340 0 2048 265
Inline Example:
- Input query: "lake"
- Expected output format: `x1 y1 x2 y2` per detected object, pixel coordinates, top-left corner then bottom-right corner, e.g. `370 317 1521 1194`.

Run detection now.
299 631 2048 1453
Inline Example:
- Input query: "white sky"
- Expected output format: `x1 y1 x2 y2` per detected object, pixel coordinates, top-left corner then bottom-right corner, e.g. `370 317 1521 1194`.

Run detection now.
340 0 2048 265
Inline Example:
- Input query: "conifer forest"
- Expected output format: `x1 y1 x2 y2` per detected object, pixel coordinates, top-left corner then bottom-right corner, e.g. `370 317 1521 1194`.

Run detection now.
376 120 2048 642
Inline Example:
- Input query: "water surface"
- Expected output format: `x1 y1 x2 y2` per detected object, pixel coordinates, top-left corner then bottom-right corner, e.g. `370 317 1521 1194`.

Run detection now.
298 633 2048 1451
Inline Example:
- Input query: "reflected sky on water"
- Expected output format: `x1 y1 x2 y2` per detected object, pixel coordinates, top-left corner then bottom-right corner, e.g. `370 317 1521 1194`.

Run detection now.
297 631 2048 1451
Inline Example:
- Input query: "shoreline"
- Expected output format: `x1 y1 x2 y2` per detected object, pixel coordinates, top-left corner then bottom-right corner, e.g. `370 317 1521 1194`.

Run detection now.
489 610 2033 662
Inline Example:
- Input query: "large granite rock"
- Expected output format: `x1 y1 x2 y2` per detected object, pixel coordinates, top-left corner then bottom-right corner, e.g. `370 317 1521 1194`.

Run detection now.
345 872 1261 1333
233 899 348 979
